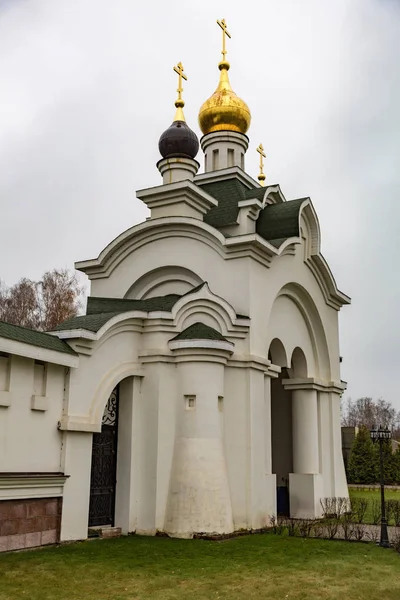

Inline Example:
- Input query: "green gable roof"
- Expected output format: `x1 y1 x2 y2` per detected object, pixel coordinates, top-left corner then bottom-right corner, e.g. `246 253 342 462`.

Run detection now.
86 294 181 315
0 321 77 356
171 322 228 342
200 179 248 228
199 177 303 249
54 312 123 333
54 282 248 335
55 284 216 333
256 198 305 247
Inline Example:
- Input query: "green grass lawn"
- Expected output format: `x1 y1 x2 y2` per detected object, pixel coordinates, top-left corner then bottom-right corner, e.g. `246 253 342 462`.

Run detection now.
349 488 400 524
0 534 399 600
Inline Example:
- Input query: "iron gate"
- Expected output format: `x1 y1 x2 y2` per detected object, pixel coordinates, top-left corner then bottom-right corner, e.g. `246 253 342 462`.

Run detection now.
88 387 119 527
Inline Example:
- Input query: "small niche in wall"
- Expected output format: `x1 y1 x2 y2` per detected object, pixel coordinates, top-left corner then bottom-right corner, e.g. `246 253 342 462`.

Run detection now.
185 395 196 410
0 352 11 408
227 148 234 168
218 396 224 412
212 149 219 171
31 360 49 412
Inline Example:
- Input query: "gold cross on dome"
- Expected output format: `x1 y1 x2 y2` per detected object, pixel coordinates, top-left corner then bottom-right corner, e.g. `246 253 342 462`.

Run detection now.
257 143 266 186
173 62 187 101
217 18 231 60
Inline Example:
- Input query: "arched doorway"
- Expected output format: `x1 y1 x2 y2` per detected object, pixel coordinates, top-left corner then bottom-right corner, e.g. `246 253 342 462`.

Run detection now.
269 339 292 516
269 342 310 517
88 386 119 527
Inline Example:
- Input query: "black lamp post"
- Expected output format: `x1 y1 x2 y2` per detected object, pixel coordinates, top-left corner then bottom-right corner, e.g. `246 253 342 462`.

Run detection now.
370 425 392 548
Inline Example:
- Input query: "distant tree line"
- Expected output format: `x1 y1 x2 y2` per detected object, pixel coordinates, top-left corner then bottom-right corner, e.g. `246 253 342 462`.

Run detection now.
347 426 400 485
342 396 400 441
0 268 83 331
341 397 400 485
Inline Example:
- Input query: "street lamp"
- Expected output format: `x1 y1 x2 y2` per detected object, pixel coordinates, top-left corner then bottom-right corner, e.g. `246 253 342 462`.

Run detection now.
370 425 392 548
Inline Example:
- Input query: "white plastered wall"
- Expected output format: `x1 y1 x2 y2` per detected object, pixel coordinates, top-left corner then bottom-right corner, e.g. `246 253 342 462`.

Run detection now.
0 356 65 473
88 231 251 319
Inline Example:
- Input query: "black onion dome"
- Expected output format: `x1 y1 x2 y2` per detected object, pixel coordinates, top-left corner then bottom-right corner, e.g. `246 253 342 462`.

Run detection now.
158 120 199 159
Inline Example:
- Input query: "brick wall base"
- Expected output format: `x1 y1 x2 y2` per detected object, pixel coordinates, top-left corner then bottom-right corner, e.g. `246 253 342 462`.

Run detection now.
0 497 62 552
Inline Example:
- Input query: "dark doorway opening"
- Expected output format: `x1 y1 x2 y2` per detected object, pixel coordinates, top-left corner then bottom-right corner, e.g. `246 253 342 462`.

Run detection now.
88 387 119 527
271 368 292 517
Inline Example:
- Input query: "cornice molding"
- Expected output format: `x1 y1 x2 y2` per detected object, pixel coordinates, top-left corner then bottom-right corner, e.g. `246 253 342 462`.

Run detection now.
0 473 68 500
194 165 259 189
282 377 347 394
0 337 78 368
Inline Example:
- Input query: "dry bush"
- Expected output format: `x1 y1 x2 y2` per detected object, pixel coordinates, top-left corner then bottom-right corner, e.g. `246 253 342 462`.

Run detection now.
269 515 286 535
390 500 400 527
341 511 356 541
365 527 379 543
298 520 315 538
351 497 369 523
371 500 381 525
392 528 400 553
320 497 349 519
352 523 366 541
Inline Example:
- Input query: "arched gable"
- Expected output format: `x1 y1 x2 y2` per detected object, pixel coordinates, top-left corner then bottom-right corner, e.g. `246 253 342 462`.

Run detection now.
75 217 227 280
267 282 331 380
125 266 203 300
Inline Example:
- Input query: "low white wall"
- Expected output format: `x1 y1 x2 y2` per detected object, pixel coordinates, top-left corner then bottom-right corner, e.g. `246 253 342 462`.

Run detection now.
0 356 65 473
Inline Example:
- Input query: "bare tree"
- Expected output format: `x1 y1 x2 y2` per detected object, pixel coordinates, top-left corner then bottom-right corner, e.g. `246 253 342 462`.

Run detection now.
342 396 400 440
0 278 39 329
0 269 83 331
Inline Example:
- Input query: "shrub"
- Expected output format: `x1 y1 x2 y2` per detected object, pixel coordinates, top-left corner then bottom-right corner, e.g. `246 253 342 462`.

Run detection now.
351 497 369 523
348 426 377 484
371 499 381 525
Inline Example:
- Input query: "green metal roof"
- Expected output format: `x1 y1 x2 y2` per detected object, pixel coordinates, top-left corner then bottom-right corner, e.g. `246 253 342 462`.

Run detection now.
256 198 305 247
199 177 304 249
55 284 211 333
55 282 248 335
0 321 77 355
86 294 181 315
54 312 123 333
171 322 228 342
200 179 248 228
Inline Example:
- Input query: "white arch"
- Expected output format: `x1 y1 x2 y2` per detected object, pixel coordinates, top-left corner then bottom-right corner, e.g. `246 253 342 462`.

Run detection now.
89 361 144 428
274 282 331 380
75 217 227 279
291 346 308 378
125 266 203 299
268 338 289 368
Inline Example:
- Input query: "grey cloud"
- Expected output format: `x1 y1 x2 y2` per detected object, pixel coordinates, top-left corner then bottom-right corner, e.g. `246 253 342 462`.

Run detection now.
0 0 399 406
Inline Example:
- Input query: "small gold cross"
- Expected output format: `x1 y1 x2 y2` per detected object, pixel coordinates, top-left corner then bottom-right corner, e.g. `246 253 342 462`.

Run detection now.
257 143 266 186
173 62 187 100
217 18 231 61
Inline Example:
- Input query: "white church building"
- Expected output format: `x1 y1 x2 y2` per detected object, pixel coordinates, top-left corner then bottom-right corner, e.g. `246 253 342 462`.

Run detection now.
0 24 350 552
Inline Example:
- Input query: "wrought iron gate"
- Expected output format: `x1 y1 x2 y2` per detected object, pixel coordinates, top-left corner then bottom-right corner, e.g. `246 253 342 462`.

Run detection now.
88 387 119 527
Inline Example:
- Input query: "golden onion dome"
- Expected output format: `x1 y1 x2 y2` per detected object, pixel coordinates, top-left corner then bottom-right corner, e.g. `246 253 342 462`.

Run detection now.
198 60 251 136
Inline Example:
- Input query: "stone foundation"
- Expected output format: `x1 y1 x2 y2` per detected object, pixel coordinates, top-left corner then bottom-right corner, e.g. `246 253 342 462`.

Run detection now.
0 497 62 552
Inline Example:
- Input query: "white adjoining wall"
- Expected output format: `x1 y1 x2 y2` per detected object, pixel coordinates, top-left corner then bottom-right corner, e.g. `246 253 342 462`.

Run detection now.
0 356 66 474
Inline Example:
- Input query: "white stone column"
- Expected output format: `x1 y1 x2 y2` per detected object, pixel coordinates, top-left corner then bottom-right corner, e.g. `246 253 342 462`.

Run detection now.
283 379 323 519
164 345 233 538
318 391 333 498
292 389 319 474
263 374 277 524
329 391 349 499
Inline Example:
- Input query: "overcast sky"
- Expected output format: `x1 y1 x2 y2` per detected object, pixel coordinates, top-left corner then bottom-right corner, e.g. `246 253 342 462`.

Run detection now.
0 0 399 406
